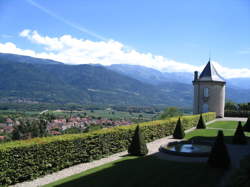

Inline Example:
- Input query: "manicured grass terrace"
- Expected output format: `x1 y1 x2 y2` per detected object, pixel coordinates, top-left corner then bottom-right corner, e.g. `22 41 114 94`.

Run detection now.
186 121 250 143
208 121 240 129
44 120 249 187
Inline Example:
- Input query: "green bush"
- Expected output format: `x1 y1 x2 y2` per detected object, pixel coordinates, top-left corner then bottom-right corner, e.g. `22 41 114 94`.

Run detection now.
243 117 250 132
225 110 250 118
128 125 148 156
232 122 247 145
173 117 185 139
207 130 231 169
0 112 215 185
196 114 206 129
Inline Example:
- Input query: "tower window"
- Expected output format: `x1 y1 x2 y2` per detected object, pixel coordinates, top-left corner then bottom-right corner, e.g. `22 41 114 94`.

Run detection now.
204 88 209 97
202 103 209 113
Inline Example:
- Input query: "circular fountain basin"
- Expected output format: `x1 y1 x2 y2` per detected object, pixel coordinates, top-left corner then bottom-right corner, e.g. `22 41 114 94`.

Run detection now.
160 142 212 157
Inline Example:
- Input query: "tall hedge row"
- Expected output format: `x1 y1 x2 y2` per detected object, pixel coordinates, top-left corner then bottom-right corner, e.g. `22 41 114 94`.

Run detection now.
0 112 215 185
225 110 250 117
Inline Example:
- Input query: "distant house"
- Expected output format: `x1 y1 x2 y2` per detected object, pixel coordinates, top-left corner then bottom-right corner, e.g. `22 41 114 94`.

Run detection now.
193 60 226 117
3 126 14 133
5 118 14 126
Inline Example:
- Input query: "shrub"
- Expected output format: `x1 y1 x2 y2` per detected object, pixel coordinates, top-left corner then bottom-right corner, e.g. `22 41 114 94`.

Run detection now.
225 110 250 118
0 112 215 185
243 117 250 132
160 107 182 119
173 117 185 139
207 130 231 169
128 125 148 156
232 122 247 145
196 114 206 129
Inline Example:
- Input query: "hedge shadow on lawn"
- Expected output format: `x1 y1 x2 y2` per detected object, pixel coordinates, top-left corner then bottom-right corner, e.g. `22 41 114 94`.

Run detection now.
49 154 224 187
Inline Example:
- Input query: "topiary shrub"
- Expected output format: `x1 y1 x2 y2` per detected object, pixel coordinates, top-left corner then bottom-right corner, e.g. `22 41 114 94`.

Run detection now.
173 117 185 139
243 117 250 132
128 125 148 156
232 122 247 145
207 130 231 169
196 114 206 129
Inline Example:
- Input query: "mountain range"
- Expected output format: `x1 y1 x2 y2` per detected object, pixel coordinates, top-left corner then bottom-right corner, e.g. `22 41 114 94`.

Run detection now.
0 53 249 107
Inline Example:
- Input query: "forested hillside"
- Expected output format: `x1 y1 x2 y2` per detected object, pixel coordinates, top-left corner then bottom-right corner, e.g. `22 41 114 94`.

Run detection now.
0 53 191 106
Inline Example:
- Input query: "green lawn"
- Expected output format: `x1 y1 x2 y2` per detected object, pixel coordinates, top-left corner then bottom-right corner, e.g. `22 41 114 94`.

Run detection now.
44 156 224 187
185 121 250 144
207 121 244 129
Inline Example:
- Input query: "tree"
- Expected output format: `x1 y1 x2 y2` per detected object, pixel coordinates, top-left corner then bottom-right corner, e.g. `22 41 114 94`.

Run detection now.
160 107 182 119
208 130 231 169
64 127 82 134
138 114 143 121
225 101 238 111
11 119 48 140
196 114 206 129
128 125 148 156
173 117 185 139
243 116 250 132
232 122 247 144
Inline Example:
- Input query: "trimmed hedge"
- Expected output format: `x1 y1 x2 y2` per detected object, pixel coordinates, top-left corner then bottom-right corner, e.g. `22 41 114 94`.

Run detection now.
173 117 185 139
207 130 231 169
196 114 206 129
232 122 247 145
225 110 250 117
128 125 148 156
243 117 250 132
0 112 215 185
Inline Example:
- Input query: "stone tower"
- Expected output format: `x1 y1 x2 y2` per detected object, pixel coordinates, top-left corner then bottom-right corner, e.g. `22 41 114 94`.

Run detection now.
193 60 226 117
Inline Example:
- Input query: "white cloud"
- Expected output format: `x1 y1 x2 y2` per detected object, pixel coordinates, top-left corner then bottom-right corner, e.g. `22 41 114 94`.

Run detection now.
19 29 31 37
212 62 250 79
0 29 250 79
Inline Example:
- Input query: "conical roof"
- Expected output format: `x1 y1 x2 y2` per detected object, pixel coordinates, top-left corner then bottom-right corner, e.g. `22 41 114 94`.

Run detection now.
199 61 225 82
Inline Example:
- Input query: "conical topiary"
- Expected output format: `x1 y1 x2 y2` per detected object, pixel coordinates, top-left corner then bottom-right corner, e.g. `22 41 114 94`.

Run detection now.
173 117 185 139
196 114 206 129
243 116 250 132
232 121 247 145
208 130 231 169
128 125 148 156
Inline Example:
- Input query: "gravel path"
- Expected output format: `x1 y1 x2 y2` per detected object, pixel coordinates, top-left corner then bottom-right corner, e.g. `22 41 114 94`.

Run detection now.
216 117 247 122
12 135 180 187
11 118 247 187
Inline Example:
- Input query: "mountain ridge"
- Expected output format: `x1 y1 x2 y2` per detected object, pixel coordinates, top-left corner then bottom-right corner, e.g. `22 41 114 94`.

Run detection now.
0 53 249 106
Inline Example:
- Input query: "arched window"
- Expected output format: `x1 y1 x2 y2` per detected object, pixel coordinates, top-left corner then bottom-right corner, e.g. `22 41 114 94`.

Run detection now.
202 103 209 113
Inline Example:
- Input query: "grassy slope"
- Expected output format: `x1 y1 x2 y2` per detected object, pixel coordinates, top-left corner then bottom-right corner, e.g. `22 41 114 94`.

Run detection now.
43 156 224 187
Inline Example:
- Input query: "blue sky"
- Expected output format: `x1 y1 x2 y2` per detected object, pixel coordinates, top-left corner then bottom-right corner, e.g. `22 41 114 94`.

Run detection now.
0 0 249 77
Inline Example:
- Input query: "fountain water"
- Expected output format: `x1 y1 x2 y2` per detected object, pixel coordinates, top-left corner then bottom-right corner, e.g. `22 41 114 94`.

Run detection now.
159 141 212 157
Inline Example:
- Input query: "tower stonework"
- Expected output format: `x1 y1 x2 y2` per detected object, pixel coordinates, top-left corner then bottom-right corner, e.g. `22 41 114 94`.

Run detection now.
193 61 226 118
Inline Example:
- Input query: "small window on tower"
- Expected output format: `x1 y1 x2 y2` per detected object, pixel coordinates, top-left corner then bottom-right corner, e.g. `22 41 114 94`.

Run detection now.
204 88 209 97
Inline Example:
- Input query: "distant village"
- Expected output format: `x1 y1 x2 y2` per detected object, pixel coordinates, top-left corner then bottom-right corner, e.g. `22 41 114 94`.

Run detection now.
0 116 132 141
